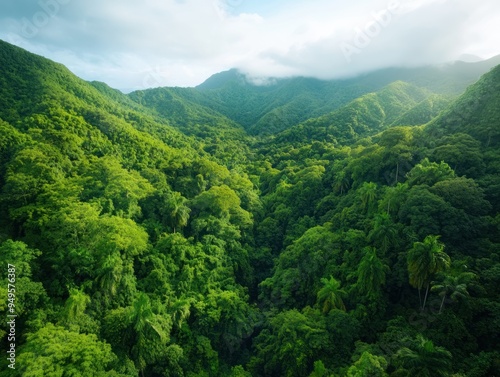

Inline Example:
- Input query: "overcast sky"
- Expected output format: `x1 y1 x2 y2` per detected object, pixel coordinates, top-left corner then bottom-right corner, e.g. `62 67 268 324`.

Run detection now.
1 0 499 91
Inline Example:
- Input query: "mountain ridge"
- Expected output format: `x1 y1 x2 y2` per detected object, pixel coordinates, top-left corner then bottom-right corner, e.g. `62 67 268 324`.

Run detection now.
150 54 500 134
271 80 434 145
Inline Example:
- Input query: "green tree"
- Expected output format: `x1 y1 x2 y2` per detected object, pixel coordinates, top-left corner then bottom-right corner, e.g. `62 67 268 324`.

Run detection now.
431 272 475 313
368 213 400 254
308 360 327 377
194 289 258 360
169 298 192 330
104 293 172 376
85 156 155 219
407 235 450 310
191 184 252 231
60 288 91 329
346 351 388 377
17 323 120 377
378 182 408 217
249 309 328 377
230 365 252 377
0 240 40 278
166 191 190 233
430 176 491 217
354 247 389 300
127 293 171 375
394 334 452 377
406 158 455 187
93 215 149 259
378 126 415 185
317 276 346 313
2 146 64 210
357 182 378 213
431 133 485 177
95 253 123 299
260 225 341 309
334 169 351 195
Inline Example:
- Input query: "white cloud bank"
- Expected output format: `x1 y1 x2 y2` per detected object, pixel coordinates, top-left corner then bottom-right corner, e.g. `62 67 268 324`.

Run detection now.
0 0 499 90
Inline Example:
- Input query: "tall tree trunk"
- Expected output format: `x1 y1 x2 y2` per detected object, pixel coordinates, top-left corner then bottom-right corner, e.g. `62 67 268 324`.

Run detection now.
439 294 446 314
422 283 430 310
418 286 422 310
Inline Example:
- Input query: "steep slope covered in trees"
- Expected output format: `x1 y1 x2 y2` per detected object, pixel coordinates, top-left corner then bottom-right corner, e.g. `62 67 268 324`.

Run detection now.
0 40 261 376
271 81 432 145
0 40 499 377
127 87 253 165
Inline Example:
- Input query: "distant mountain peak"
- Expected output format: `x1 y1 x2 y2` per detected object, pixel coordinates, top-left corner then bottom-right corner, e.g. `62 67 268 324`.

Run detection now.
196 68 247 90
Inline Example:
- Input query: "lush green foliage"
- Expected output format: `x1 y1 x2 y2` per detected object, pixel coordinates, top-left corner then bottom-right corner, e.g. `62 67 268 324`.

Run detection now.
1 39 499 376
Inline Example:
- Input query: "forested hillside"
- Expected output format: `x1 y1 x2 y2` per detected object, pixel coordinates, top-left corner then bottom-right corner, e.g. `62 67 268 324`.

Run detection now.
0 39 499 377
149 56 500 136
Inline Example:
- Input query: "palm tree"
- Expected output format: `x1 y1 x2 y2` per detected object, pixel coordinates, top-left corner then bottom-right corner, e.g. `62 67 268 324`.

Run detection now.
358 182 378 213
395 334 452 377
431 272 475 313
368 213 399 254
169 298 192 329
317 275 347 313
379 182 408 216
334 170 351 195
407 235 450 310
355 247 389 300
128 293 168 376
168 192 190 233
96 253 123 298
129 293 166 339
61 288 90 326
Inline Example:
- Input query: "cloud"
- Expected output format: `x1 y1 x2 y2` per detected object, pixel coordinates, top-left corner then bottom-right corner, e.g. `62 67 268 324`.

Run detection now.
0 0 499 90
237 0 499 79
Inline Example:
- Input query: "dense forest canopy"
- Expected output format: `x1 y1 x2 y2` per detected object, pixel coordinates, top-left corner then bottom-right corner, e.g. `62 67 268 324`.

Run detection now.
0 39 499 376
